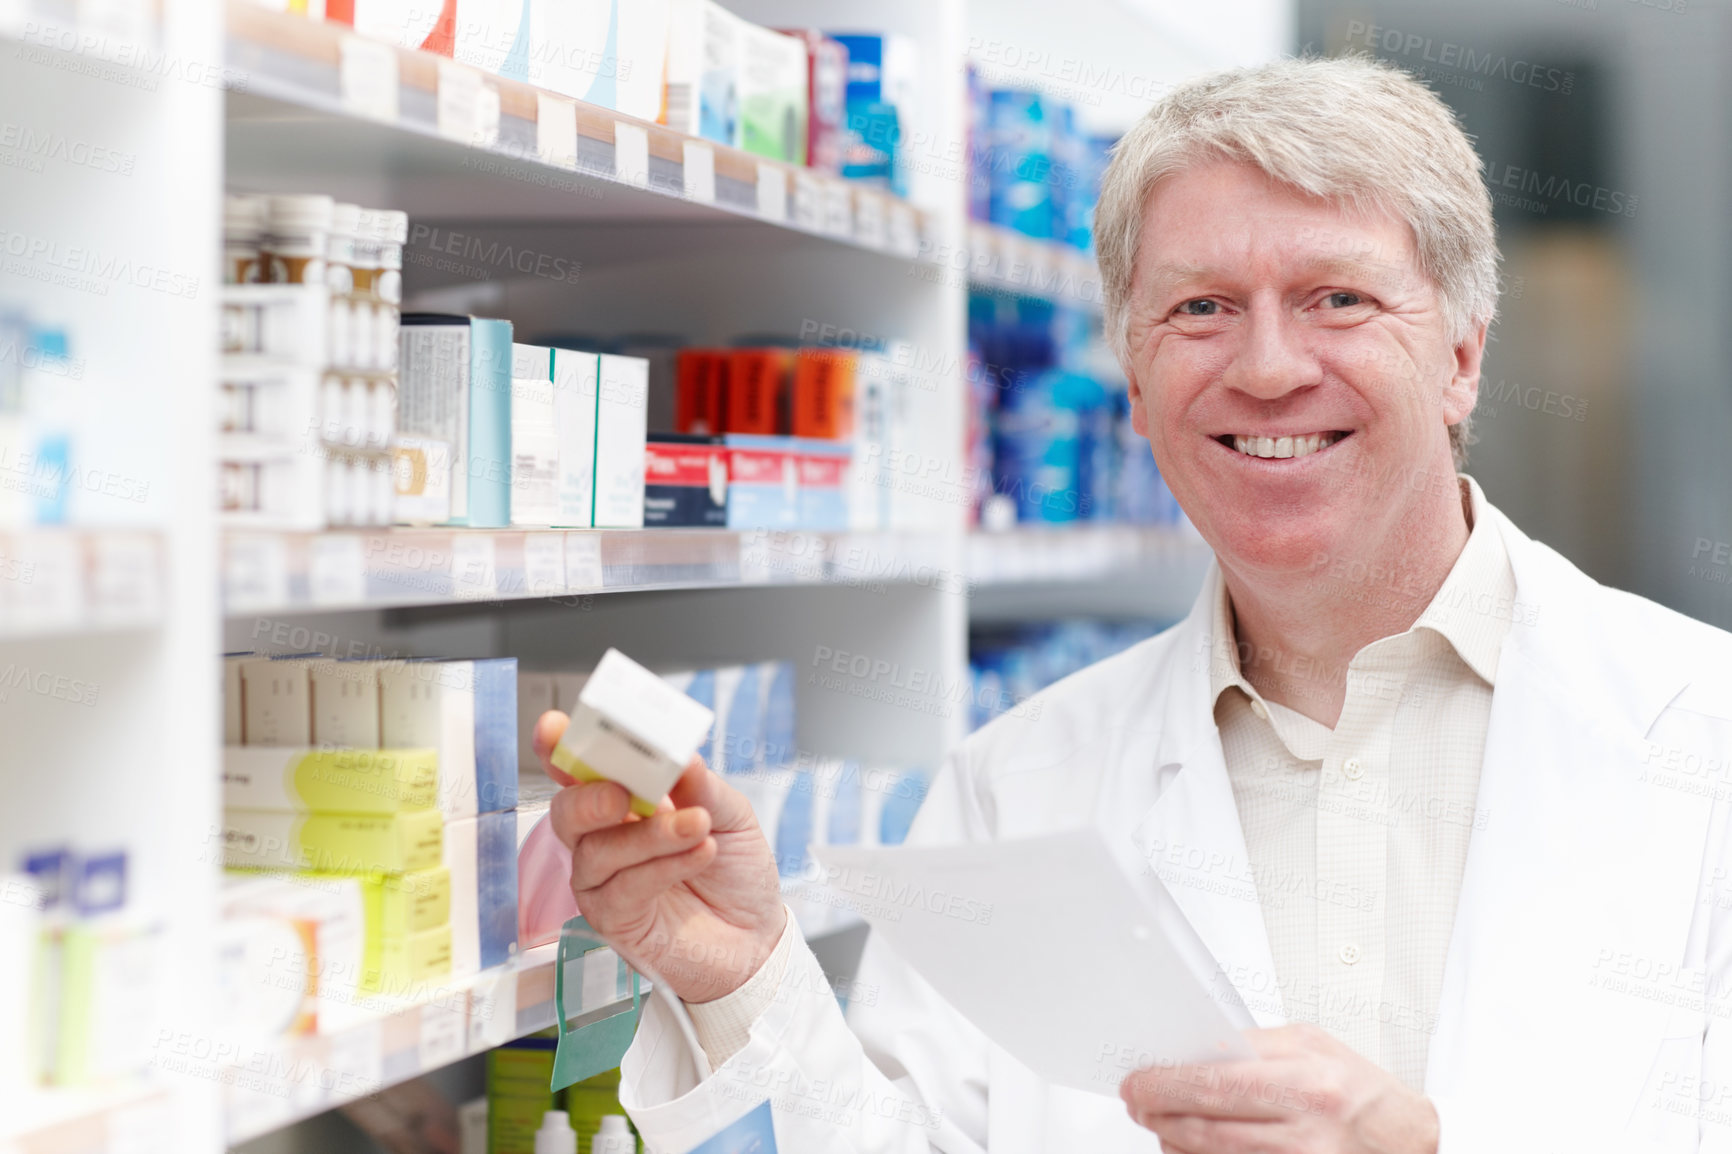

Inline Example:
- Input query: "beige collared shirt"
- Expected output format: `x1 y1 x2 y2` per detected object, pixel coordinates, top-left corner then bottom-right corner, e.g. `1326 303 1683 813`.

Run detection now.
1209 475 1515 1090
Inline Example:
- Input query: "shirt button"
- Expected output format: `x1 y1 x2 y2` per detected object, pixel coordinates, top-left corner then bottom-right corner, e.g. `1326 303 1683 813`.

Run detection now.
1338 943 1362 966
1342 758 1364 780
1250 700 1269 721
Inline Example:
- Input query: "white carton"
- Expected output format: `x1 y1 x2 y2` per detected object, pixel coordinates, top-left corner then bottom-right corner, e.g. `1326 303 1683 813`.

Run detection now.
550 649 713 815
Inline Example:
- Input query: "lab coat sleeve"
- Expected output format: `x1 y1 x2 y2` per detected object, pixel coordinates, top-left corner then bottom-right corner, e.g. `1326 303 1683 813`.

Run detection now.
617 747 998 1153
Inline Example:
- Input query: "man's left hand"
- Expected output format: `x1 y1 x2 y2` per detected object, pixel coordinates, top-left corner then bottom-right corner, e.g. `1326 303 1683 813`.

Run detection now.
1120 1024 1440 1153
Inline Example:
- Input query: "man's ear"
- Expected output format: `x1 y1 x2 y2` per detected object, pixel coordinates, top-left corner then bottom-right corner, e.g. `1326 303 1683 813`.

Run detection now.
1440 321 1488 424
1125 362 1150 439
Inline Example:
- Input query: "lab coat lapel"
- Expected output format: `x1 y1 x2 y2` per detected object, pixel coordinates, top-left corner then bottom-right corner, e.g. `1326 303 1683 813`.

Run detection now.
1128 570 1287 1028
1424 510 1705 1145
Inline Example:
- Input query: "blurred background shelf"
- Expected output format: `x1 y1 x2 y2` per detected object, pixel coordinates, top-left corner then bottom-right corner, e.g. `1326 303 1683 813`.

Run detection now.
0 530 165 638
220 528 968 615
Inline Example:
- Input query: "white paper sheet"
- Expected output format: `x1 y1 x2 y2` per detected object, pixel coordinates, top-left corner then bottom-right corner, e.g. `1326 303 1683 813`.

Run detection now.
814 829 1255 1094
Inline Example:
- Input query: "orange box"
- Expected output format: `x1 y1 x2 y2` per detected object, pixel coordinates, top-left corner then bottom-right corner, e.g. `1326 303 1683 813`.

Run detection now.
676 350 729 435
792 347 858 440
724 349 793 435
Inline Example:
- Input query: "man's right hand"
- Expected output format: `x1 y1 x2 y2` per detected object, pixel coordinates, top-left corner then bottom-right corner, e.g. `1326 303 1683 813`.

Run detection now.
534 710 787 1005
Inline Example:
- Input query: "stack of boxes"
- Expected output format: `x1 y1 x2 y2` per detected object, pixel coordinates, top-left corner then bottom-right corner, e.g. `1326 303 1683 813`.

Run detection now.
218 652 519 1024
654 344 911 531
220 194 408 529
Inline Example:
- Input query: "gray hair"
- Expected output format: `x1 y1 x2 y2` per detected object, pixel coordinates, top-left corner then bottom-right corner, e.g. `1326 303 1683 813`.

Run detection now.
1095 55 1498 466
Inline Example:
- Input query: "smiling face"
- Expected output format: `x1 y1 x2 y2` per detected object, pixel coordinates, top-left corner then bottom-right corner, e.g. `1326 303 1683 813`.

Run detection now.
1122 159 1485 583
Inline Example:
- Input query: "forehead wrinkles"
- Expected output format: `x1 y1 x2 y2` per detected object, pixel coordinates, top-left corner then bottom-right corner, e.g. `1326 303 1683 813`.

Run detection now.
1145 220 1419 299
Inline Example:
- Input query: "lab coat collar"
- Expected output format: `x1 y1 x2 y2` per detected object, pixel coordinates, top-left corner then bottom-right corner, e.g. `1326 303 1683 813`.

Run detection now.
1130 569 1288 1026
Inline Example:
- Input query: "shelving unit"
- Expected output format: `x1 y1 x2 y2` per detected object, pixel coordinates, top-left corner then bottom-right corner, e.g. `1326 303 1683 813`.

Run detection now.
0 1 1261 1150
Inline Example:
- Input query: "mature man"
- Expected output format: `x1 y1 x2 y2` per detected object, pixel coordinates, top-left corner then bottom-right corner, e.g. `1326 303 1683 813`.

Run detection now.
532 56 1732 1152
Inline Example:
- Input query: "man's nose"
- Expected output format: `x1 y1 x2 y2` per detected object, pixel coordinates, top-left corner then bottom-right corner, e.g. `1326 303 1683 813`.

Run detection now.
1221 306 1323 400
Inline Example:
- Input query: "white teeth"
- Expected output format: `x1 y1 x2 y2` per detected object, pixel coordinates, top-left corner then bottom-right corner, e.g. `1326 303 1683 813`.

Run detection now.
1230 432 1342 459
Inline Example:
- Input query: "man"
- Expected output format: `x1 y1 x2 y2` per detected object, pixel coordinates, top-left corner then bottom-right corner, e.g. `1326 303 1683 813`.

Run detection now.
530 56 1732 1152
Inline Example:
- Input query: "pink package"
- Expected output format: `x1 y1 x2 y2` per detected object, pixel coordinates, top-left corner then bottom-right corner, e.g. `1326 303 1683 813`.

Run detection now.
518 814 578 949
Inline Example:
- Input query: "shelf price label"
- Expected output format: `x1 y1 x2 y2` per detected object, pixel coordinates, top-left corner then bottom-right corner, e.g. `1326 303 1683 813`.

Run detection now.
821 181 852 238
538 94 579 170
310 535 367 607
889 204 920 259
792 172 823 232
682 141 716 204
418 998 468 1071
756 163 788 222
522 532 567 597
88 532 162 626
452 534 498 601
614 122 650 188
438 61 499 148
339 35 400 124
224 534 290 614
565 534 604 591
854 191 888 250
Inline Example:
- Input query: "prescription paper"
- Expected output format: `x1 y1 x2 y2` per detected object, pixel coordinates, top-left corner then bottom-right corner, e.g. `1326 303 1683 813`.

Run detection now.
814 830 1255 1094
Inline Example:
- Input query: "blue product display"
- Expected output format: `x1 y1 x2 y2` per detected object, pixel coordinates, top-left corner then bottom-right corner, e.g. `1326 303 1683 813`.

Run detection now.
762 662 795 766
969 289 1184 528
683 669 717 767
877 770 928 846
476 808 518 969
774 768 815 877
987 89 1055 240
469 657 520 813
830 33 910 196
827 760 862 846
969 620 1172 730
721 665 763 774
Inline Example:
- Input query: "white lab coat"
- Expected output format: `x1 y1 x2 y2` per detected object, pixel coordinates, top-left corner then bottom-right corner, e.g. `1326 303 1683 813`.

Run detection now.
618 502 1732 1153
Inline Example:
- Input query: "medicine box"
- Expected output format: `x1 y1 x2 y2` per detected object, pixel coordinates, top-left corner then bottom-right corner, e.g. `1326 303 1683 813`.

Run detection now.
594 353 648 529
550 648 715 816
738 23 809 164
222 809 445 874
665 0 742 147
443 810 519 975
643 434 728 528
399 314 514 528
378 658 519 818
723 434 799 530
780 29 848 174
509 343 561 528
222 747 438 814
550 348 600 528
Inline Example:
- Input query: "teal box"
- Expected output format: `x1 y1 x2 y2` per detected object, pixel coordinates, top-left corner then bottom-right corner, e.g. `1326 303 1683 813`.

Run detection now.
400 314 515 528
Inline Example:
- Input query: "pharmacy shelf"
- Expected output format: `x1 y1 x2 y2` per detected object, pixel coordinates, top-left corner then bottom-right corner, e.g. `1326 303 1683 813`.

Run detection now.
220 527 961 616
0 530 166 639
967 525 1214 622
223 916 863 1145
964 221 1104 311
223 3 934 261
966 524 1206 586
6 1084 174 1154
220 942 562 1145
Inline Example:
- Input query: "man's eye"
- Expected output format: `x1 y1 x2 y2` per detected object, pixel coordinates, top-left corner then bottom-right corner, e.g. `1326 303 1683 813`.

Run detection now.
1324 291 1364 308
1177 299 1218 316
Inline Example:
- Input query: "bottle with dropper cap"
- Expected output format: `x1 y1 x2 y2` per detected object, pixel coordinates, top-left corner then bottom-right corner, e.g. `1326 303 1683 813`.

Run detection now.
592 1114 637 1154
534 1110 577 1154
